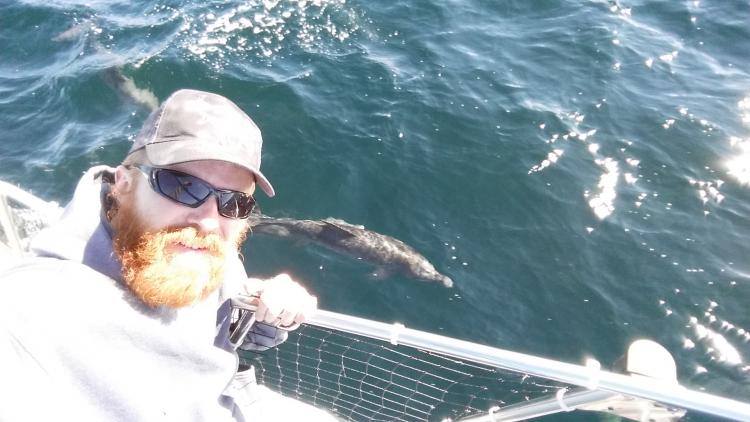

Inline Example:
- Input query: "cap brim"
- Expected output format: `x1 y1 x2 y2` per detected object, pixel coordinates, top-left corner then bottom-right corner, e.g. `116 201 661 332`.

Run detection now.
144 143 276 197
251 170 275 197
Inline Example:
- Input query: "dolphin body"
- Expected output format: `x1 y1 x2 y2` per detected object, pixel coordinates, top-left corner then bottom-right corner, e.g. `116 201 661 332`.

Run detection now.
99 67 159 111
53 22 159 112
250 216 453 288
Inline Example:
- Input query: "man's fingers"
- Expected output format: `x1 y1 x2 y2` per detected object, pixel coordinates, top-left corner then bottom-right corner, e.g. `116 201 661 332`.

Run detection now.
254 301 268 322
278 309 296 327
255 301 283 325
247 273 317 329
292 295 317 326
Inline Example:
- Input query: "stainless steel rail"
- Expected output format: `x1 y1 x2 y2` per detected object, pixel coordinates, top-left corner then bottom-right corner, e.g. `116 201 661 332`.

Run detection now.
306 309 750 421
458 389 617 422
0 181 62 255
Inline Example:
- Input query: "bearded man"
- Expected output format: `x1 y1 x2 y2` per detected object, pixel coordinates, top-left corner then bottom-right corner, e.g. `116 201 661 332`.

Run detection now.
0 89 319 421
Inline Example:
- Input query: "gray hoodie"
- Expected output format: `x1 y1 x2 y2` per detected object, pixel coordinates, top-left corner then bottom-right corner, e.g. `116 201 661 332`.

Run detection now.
0 166 251 421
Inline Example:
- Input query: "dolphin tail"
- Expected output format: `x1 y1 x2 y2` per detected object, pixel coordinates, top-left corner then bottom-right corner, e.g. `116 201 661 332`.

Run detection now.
105 70 159 111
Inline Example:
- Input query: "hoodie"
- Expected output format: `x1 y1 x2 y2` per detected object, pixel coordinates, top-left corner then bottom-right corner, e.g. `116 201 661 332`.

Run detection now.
0 166 251 421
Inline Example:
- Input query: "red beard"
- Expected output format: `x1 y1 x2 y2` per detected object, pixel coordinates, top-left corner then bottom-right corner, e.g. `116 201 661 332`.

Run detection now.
111 197 228 309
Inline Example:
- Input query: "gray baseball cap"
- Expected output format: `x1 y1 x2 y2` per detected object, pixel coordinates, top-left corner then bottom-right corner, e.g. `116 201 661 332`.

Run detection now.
128 89 275 197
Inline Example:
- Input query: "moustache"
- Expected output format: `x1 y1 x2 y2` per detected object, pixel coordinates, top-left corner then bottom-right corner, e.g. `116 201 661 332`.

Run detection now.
158 226 225 255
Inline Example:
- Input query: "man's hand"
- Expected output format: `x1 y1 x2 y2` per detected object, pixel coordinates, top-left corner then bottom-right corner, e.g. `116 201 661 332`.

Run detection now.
241 273 317 330
235 274 316 352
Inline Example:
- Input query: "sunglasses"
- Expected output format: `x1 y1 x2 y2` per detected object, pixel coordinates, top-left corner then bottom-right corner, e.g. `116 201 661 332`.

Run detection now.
127 164 256 219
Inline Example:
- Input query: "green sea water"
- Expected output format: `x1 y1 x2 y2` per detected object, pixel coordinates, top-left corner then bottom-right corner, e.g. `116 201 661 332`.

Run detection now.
1 0 749 419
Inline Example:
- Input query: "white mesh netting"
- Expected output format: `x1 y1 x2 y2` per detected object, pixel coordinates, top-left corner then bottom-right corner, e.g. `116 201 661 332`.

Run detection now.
242 324 571 421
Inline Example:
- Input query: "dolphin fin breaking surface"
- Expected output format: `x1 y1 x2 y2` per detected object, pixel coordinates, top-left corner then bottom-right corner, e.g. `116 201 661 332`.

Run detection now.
319 222 357 242
323 217 365 230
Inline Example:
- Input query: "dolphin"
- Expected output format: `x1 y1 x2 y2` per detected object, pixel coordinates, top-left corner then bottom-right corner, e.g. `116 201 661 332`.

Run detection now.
52 21 93 42
53 21 159 112
99 66 159 111
250 216 453 288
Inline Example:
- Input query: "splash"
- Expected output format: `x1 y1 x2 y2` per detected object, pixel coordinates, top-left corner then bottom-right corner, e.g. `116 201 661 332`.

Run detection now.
177 0 361 66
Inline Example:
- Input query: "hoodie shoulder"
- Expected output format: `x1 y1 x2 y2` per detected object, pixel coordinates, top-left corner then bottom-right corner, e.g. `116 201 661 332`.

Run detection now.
30 166 115 261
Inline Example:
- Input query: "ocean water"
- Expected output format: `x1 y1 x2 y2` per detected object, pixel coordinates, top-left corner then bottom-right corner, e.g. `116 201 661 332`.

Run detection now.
1 0 749 419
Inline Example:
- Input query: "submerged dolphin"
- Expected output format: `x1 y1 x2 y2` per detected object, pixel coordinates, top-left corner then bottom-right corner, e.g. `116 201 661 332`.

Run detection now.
53 21 159 112
250 216 453 288
99 67 159 111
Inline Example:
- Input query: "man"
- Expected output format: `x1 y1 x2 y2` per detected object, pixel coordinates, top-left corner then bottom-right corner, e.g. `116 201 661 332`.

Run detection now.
0 89 317 421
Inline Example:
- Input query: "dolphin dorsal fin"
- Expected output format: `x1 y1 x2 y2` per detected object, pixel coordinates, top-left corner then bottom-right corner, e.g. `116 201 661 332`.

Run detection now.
323 217 365 230
320 220 358 240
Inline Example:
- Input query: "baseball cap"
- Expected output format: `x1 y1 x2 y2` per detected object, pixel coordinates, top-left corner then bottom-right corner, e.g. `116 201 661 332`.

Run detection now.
127 89 275 197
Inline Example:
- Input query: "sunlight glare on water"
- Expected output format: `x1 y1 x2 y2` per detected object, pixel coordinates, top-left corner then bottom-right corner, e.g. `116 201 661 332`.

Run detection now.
586 156 619 221
174 0 360 66
726 97 750 185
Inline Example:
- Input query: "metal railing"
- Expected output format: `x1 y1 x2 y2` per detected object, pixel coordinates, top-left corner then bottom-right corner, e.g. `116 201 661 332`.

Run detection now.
0 181 62 256
233 303 750 421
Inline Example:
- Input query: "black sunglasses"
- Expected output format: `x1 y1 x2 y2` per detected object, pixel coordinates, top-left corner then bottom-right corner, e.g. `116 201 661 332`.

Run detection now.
127 165 256 219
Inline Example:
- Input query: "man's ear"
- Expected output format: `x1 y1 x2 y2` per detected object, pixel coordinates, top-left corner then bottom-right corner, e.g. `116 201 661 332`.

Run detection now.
114 165 135 194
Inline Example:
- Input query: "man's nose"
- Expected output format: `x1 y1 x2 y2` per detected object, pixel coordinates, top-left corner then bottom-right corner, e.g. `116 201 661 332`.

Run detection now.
188 196 221 233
